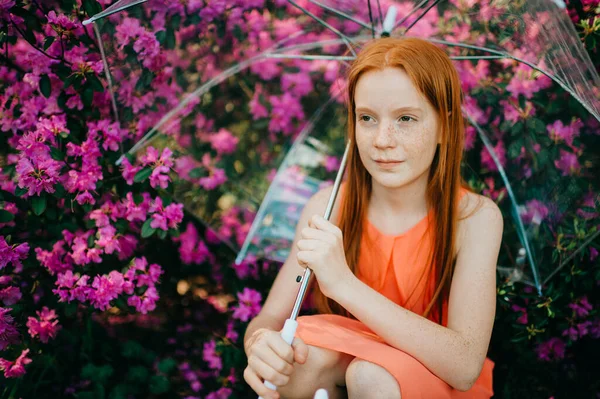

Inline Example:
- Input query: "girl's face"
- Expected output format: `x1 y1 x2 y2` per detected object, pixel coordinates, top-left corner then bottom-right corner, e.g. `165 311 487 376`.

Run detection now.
354 67 441 190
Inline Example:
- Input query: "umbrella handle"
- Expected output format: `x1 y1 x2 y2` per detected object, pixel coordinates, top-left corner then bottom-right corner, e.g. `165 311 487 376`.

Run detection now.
258 319 298 399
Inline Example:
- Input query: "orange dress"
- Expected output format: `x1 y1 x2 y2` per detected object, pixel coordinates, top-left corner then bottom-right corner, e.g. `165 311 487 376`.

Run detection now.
295 186 494 398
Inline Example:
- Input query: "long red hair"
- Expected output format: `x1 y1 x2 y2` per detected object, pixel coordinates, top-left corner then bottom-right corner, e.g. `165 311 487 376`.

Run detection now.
312 37 468 324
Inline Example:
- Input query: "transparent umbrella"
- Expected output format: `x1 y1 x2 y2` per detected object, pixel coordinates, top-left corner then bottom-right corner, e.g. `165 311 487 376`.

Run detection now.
84 0 600 299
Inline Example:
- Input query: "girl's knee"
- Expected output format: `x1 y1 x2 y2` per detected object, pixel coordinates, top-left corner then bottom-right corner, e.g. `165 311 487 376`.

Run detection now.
277 345 350 399
345 358 401 399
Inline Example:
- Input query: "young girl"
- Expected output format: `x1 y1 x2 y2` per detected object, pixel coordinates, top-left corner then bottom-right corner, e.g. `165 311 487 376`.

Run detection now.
243 37 502 399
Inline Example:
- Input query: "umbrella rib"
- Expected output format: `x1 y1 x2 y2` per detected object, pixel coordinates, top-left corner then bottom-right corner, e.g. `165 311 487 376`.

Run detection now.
93 22 119 123
542 228 600 286
394 0 430 30
466 113 543 296
402 0 441 34
307 0 374 31
286 0 358 57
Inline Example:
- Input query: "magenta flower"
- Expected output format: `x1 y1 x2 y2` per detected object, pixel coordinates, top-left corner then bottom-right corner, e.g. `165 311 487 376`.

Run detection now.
140 146 174 189
0 349 32 378
176 223 211 265
199 167 227 190
520 199 550 226
231 288 262 322
268 92 305 135
15 155 62 197
96 225 121 255
480 141 506 172
209 128 239 155
205 388 232 399
0 307 20 351
202 340 222 371
536 338 566 362
26 307 61 343
547 119 584 147
0 286 22 306
249 83 269 120
90 271 128 311
120 157 142 185
569 296 593 318
554 149 581 176
0 237 30 271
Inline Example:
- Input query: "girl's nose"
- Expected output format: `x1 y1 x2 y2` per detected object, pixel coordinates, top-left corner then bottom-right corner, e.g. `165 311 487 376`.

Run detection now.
373 122 396 148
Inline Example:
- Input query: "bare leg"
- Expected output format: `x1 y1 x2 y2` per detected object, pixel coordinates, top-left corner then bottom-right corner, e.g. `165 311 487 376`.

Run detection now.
345 358 401 399
278 345 354 399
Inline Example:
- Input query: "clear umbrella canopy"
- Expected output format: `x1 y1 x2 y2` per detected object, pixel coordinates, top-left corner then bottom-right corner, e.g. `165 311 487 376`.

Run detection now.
85 0 600 296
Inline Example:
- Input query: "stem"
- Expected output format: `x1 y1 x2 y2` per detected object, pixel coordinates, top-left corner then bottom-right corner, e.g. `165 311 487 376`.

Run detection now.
10 20 71 64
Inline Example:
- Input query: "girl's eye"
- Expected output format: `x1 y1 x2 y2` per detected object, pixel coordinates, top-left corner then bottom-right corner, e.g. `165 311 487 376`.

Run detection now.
359 115 373 122
399 116 414 122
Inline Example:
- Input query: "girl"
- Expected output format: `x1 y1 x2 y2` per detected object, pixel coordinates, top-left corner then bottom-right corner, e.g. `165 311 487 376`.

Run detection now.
243 37 502 399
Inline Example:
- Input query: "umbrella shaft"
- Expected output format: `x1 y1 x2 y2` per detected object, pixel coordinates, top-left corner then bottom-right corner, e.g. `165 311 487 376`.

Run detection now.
289 141 352 320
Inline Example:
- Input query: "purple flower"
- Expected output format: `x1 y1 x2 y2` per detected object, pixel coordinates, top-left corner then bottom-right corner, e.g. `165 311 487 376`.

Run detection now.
0 286 22 306
26 307 61 343
205 387 232 399
209 128 239 155
0 349 32 378
90 271 128 311
547 119 584 147
249 84 269 120
0 237 30 271
480 141 506 172
0 307 20 350
202 340 222 371
520 199 550 226
268 92 305 135
536 337 566 361
175 223 211 265
15 155 62 197
231 288 262 322
554 149 581 176
569 296 593 318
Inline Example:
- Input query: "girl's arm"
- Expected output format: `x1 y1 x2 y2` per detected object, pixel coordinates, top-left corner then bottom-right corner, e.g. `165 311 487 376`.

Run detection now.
330 196 503 391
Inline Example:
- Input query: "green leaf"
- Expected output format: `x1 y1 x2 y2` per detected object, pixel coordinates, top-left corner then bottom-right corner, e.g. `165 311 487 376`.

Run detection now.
108 384 129 399
81 364 114 384
82 0 103 17
82 87 94 108
0 210 14 223
121 341 144 359
133 168 152 183
53 184 66 199
15 186 28 197
32 195 47 215
43 36 55 50
50 147 64 161
148 375 170 394
188 167 205 179
126 366 149 383
87 74 104 92
40 74 52 98
157 229 167 239
157 358 177 374
141 219 156 238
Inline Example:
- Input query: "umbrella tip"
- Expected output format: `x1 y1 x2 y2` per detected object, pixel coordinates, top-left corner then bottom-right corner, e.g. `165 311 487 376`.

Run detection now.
381 6 398 36
82 18 94 26
313 389 329 399
115 155 125 166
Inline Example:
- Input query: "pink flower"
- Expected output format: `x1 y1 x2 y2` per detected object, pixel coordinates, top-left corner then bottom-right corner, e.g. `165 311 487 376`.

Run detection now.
510 304 528 325
323 155 340 173
281 72 314 97
249 83 269 120
175 223 211 265
209 128 239 155
480 141 506 172
0 286 22 306
140 147 174 189
205 388 232 399
120 157 142 185
0 237 30 271
569 296 593 318
520 199 549 225
0 307 20 351
554 149 580 176
90 271 129 311
506 63 552 99
536 338 565 361
0 349 32 378
26 307 61 343
199 168 227 190
268 92 305 135
231 288 262 322
547 119 584 147
15 155 62 197
202 340 222 370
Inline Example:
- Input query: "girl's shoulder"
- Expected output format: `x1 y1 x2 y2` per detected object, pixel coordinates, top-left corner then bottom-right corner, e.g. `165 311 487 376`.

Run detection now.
455 188 503 256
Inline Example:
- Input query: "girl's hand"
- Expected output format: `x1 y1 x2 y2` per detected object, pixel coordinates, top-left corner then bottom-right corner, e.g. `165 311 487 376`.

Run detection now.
296 214 354 299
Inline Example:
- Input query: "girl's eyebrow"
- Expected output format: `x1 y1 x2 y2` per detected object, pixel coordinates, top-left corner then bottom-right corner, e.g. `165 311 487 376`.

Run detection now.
355 106 423 114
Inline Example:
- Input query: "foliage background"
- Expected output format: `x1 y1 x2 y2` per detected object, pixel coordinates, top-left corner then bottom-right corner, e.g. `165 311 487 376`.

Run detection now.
0 0 599 398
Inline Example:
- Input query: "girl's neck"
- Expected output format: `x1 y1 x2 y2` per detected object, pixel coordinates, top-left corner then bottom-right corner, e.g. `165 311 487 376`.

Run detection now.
369 171 430 220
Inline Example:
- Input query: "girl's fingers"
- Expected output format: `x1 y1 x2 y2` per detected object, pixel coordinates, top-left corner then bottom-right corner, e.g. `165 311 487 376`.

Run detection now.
243 366 280 399
248 354 291 387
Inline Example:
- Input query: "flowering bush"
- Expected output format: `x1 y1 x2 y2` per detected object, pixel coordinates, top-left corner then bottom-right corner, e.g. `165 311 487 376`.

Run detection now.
0 0 599 398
